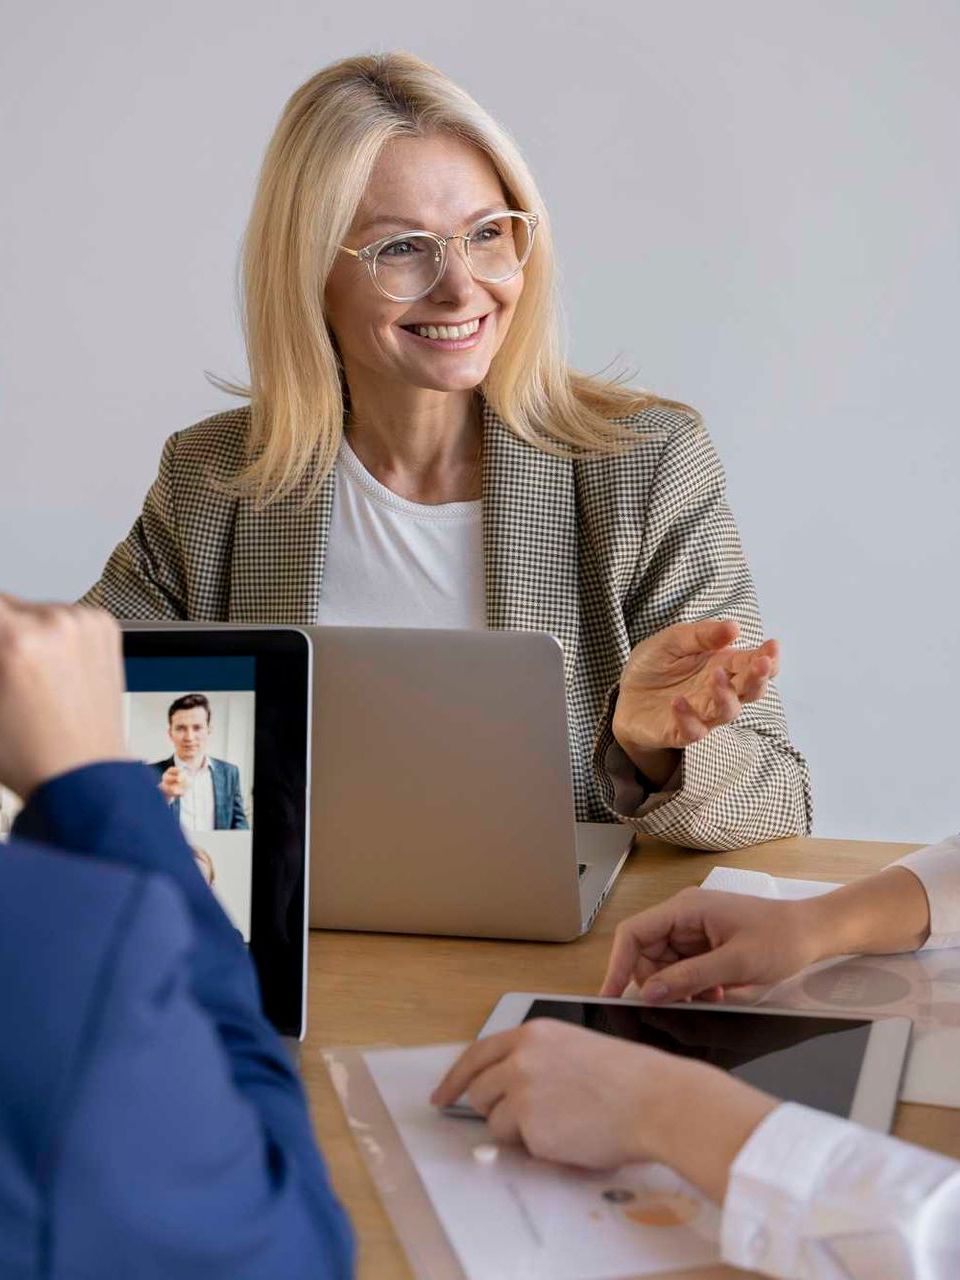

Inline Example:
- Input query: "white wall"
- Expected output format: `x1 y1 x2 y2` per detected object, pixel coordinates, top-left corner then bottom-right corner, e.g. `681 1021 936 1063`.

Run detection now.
2 0 957 841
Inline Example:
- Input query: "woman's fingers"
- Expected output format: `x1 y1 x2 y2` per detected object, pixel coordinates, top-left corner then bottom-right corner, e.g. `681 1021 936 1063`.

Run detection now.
670 696 712 745
431 1029 519 1107
464 1060 512 1118
485 1095 521 1144
640 941 748 1004
709 668 742 722
601 897 706 996
669 618 740 657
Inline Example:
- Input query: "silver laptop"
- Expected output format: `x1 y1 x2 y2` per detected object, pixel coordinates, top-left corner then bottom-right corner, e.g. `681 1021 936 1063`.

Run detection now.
307 628 633 941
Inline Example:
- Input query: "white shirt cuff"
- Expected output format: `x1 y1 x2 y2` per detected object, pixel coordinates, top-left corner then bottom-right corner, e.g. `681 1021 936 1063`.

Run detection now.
722 1101 958 1279
893 834 960 950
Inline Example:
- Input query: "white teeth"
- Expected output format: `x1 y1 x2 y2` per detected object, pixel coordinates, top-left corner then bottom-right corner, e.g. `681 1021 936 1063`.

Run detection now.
411 318 481 341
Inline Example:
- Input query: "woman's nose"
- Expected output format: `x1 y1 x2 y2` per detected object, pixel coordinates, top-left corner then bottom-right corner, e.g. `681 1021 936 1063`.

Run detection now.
428 239 475 305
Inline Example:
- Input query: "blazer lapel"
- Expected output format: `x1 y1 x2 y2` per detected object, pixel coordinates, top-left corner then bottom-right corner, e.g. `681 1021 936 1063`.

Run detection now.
229 468 336 623
481 404 580 684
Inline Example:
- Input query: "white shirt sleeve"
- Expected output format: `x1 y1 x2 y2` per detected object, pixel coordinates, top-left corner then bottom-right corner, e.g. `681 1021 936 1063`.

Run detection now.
722 1102 960 1279
893 834 960 950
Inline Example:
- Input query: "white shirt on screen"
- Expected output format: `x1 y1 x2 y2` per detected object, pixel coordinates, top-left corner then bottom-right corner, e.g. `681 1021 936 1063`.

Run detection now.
721 834 960 1279
313 439 485 629
173 753 215 832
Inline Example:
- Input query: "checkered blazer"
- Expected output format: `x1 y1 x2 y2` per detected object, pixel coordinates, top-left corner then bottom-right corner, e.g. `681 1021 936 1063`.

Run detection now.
83 400 812 850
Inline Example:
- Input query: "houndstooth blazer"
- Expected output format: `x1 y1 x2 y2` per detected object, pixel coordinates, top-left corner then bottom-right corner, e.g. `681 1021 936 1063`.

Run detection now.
83 400 812 850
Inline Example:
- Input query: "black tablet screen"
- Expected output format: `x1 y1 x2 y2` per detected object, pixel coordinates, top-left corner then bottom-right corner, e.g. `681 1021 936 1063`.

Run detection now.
526 1000 873 1117
124 629 309 1037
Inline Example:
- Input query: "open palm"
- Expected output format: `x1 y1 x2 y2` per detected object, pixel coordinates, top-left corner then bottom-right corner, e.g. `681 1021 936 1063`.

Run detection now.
612 619 779 753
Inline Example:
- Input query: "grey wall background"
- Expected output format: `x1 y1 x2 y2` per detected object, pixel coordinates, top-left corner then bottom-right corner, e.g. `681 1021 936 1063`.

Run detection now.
2 0 957 842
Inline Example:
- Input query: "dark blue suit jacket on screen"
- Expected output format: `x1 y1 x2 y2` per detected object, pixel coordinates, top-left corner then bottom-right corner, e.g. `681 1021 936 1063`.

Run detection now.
0 763 353 1280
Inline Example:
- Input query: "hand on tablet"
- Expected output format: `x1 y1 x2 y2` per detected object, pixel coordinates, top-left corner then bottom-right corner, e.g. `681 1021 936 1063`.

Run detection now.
601 888 818 1004
431 1019 776 1200
0 597 127 800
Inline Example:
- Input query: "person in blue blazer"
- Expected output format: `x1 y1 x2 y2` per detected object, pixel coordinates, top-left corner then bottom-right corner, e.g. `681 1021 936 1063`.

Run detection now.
151 691 250 830
0 596 353 1280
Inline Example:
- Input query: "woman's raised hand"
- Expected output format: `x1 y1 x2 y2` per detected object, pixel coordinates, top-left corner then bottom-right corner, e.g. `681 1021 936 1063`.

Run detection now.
600 888 819 1004
612 619 779 756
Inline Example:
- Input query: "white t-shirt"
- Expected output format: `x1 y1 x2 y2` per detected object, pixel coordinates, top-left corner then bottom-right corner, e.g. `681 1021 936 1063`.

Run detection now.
314 439 485 629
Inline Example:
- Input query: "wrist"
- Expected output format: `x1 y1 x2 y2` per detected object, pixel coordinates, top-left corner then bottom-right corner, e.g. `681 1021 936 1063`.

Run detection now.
805 867 931 959
639 1056 778 1204
611 715 680 787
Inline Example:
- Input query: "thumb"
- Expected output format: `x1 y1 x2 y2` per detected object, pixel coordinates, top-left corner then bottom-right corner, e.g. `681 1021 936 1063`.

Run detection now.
639 941 746 1003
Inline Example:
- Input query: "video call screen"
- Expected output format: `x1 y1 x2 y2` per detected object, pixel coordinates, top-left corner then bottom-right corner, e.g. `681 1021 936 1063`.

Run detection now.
527 1000 873 1117
124 655 256 942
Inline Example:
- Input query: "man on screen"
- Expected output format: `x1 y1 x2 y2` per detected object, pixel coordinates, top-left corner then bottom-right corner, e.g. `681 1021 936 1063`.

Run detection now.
151 693 249 831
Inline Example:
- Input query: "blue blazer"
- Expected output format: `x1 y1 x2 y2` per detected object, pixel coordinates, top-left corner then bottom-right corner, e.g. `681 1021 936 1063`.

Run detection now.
0 764 353 1280
150 755 249 829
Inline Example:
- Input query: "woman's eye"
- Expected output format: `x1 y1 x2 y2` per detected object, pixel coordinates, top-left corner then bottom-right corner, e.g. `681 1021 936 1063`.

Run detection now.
472 224 503 243
381 239 423 258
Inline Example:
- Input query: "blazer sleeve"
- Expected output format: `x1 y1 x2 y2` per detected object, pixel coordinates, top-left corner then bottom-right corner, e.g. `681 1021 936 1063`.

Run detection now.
13 763 353 1280
592 419 812 850
80 432 188 618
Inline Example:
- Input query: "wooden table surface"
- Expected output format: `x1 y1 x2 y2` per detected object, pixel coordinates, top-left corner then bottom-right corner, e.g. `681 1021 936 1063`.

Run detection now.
302 835 960 1279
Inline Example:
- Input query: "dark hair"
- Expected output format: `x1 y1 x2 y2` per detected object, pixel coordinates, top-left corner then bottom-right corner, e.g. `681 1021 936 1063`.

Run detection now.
167 693 212 725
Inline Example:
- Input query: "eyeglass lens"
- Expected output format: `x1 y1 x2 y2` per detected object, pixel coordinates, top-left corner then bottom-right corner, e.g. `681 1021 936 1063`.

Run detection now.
372 213 533 301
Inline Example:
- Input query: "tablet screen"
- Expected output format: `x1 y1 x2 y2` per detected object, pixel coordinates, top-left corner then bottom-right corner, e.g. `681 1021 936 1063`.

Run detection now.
125 656 257 940
122 629 310 1037
526 999 873 1117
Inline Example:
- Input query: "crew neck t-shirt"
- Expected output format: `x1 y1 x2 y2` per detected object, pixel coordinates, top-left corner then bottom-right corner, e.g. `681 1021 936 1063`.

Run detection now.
314 439 486 629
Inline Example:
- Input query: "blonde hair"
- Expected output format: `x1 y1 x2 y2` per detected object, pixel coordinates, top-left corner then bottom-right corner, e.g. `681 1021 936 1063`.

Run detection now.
229 51 694 504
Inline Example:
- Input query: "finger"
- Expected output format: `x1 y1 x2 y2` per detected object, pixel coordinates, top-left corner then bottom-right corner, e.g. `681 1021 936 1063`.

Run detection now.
671 696 711 745
601 896 700 996
759 637 780 678
725 655 772 703
640 941 750 1004
671 618 740 657
708 668 742 724
465 1060 513 1118
431 1030 521 1107
485 1095 521 1145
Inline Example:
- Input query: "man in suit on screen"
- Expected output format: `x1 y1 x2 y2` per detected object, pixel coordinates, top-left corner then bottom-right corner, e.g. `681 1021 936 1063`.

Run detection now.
151 692 249 830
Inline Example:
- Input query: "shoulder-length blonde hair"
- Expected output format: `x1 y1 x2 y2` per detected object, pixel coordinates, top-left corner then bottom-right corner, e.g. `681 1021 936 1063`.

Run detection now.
230 51 693 504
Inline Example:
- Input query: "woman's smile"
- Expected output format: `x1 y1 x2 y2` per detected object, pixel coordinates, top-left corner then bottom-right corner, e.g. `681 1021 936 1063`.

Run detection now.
397 312 490 350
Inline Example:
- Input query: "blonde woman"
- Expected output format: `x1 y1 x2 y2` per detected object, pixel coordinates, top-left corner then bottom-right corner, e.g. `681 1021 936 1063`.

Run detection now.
84 52 810 851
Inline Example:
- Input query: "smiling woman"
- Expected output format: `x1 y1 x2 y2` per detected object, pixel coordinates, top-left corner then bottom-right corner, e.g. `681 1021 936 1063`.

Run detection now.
83 51 811 851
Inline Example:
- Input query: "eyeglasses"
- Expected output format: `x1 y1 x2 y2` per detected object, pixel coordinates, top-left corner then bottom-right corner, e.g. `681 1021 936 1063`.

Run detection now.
339 209 539 303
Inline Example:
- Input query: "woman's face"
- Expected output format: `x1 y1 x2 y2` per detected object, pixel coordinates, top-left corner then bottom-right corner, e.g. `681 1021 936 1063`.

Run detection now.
325 133 525 397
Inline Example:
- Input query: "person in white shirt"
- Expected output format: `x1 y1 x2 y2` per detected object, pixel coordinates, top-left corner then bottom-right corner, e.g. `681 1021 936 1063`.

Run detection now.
433 842 960 1279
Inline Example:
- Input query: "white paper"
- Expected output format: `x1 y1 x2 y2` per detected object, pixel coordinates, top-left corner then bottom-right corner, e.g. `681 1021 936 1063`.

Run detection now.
362 1044 721 1280
701 866 960 1106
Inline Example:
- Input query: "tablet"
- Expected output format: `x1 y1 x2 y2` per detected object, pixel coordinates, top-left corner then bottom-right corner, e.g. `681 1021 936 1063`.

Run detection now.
122 626 311 1039
473 992 912 1132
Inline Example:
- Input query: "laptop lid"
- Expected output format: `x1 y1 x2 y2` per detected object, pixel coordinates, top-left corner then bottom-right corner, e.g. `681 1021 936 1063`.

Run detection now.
308 628 586 940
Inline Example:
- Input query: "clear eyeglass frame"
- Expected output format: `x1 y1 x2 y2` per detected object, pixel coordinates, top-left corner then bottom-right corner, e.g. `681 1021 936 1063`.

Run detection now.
338 209 539 303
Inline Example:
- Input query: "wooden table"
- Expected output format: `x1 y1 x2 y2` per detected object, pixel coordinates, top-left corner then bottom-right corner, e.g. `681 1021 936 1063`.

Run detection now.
302 836 960 1278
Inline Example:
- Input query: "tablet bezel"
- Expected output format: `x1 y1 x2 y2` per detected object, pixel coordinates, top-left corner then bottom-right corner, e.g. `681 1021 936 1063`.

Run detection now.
478 991 912 1133
122 625 312 1040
